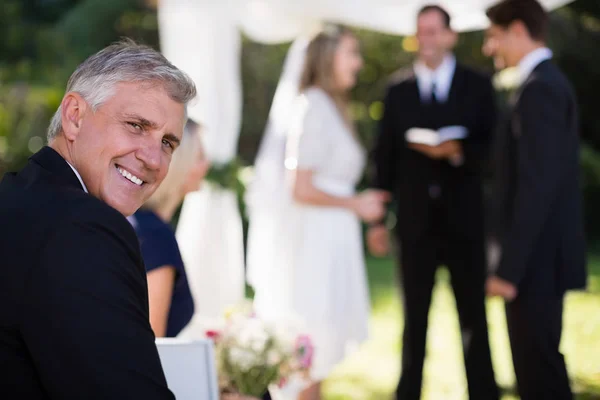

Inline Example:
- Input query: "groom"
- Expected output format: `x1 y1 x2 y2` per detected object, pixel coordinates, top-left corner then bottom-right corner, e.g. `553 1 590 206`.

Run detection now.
484 0 587 399
0 40 196 398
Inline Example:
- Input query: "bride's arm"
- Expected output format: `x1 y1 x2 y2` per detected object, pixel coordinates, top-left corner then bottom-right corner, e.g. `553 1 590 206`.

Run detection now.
293 169 357 209
293 169 388 222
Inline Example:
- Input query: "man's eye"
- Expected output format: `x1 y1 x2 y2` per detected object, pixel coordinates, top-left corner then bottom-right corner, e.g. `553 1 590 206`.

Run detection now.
128 122 142 130
162 139 174 150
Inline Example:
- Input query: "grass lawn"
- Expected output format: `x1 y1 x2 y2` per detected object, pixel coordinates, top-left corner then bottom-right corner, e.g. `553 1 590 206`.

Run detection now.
321 252 600 400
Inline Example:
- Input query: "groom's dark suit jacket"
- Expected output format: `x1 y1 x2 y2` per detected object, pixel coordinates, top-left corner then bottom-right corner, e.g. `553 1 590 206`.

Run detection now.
493 60 587 292
0 147 174 399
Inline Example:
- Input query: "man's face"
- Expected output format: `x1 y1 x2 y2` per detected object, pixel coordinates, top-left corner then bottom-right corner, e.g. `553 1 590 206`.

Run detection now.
67 82 186 216
416 10 455 64
483 23 521 69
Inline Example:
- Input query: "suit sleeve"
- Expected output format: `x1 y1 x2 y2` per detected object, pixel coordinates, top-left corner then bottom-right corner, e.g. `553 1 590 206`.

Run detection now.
460 75 496 170
495 81 567 285
21 207 175 400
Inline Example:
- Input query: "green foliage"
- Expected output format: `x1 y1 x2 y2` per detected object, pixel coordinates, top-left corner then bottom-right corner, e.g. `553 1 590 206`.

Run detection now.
581 143 600 187
204 158 246 194
0 85 62 175
580 144 600 238
238 38 289 163
550 7 600 150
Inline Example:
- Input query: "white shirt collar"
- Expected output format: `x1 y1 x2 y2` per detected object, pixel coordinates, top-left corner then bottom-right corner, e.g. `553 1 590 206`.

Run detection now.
126 215 137 228
518 47 553 84
66 161 88 193
414 54 456 103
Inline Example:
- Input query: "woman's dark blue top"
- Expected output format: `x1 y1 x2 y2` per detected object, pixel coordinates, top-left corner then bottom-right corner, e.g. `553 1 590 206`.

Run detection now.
132 209 194 337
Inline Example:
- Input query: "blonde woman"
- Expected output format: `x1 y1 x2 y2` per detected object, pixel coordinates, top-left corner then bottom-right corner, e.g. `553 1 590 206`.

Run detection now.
254 26 389 400
129 120 210 337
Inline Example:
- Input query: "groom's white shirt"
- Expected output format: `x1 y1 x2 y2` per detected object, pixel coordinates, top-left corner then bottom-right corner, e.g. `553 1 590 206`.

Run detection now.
517 47 553 85
66 161 88 193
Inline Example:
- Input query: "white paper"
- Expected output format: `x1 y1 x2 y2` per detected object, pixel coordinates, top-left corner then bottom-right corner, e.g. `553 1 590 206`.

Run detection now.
405 126 468 146
405 128 440 146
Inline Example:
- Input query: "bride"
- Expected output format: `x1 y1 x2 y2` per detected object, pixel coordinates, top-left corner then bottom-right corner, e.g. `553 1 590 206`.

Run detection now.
250 25 389 400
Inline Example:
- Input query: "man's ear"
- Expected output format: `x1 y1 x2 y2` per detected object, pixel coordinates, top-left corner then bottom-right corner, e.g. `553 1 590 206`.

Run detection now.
60 92 88 142
446 30 459 50
509 20 529 39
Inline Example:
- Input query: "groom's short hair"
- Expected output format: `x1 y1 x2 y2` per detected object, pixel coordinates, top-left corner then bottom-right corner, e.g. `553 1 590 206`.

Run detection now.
47 39 196 142
486 0 549 42
418 4 452 29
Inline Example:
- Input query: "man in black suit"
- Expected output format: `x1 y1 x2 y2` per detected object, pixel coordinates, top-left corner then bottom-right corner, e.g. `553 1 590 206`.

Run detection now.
484 1 587 399
368 5 498 399
0 40 196 399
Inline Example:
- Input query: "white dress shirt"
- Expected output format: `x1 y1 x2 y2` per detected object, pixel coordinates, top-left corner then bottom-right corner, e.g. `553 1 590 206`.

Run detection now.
66 161 88 193
517 47 553 85
414 54 457 103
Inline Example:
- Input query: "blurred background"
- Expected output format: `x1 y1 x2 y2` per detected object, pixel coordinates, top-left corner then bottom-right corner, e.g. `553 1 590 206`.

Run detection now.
3 0 600 238
1 0 599 398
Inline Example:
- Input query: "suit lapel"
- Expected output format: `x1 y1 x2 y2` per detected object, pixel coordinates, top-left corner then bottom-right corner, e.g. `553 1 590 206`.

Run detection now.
407 67 421 104
446 63 462 105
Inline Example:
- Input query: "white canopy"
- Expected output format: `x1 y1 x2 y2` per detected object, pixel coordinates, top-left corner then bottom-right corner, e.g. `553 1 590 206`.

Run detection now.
158 0 573 338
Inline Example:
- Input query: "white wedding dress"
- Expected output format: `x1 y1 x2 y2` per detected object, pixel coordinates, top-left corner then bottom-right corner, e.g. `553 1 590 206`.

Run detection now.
250 87 370 380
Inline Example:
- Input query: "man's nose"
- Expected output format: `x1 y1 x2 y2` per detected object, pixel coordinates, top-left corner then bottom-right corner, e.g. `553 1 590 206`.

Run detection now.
135 138 162 171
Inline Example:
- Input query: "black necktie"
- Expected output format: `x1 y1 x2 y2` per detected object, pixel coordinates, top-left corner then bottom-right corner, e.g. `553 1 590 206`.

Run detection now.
430 81 438 104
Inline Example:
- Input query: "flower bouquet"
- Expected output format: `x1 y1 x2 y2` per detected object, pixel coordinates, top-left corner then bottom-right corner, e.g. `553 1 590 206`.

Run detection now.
207 304 313 399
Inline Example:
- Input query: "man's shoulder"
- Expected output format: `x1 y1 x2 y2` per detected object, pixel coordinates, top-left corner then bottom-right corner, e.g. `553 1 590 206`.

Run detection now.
528 61 573 96
456 63 493 84
522 62 571 102
0 174 135 249
386 66 416 92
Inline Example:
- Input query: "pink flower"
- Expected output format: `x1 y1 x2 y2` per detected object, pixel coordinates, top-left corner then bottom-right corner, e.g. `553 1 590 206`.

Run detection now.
206 330 221 341
295 335 314 369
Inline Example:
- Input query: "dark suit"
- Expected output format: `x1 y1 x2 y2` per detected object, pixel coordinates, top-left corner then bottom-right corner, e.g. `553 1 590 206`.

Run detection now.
0 147 174 399
373 63 498 399
493 59 587 400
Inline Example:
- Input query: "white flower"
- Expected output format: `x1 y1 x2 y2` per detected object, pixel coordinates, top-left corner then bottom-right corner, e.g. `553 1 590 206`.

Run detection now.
228 346 260 372
493 67 520 91
237 319 270 353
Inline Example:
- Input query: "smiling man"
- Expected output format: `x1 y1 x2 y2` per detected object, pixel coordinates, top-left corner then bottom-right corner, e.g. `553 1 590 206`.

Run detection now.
0 40 196 399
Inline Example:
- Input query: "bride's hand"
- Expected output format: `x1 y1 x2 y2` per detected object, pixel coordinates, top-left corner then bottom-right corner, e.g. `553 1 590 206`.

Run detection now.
351 190 390 222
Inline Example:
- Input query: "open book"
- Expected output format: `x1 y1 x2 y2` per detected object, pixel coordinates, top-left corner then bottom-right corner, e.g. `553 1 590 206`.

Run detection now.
405 126 469 146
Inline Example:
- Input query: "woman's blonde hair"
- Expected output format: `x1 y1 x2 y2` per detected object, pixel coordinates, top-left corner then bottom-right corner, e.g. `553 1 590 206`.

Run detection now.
143 119 202 211
300 24 356 126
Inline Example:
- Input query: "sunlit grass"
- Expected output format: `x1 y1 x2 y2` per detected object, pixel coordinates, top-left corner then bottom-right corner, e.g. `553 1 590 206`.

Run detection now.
322 255 600 400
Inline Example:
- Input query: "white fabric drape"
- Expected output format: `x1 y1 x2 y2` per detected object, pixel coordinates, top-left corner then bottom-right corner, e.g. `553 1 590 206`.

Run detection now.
245 34 313 295
238 0 573 40
159 1 245 337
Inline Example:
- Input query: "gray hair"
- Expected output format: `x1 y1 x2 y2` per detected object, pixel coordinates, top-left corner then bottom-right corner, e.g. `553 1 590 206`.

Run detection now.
47 39 196 141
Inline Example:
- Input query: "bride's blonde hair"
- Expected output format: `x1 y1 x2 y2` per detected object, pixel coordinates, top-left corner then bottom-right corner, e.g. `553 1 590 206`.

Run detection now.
299 25 356 127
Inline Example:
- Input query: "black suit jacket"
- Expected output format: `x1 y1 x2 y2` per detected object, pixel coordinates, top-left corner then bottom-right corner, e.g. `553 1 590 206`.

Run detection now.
493 60 587 292
0 147 174 399
373 63 496 240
